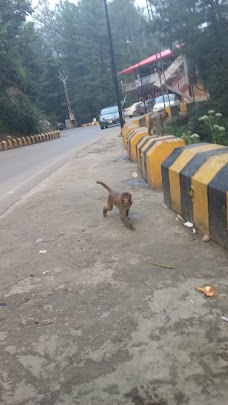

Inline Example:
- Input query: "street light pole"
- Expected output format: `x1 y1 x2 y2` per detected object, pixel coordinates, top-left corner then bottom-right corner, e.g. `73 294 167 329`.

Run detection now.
103 0 125 128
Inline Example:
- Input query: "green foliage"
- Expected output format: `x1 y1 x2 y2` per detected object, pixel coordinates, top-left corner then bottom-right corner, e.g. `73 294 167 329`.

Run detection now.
180 131 201 145
188 101 228 145
149 0 228 114
1 0 228 135
165 102 228 146
0 89 39 135
0 0 159 133
164 115 189 137
198 110 228 145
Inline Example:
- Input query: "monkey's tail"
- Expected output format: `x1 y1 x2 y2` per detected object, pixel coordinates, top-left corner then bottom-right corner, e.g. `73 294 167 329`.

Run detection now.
96 181 112 193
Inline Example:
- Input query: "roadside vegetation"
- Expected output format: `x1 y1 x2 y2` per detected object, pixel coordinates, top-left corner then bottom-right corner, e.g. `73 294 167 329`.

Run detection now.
150 0 228 145
164 102 228 146
0 0 153 137
0 0 228 143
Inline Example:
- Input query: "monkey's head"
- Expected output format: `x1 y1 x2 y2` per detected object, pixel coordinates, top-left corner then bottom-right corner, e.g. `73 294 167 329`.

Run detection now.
121 192 132 207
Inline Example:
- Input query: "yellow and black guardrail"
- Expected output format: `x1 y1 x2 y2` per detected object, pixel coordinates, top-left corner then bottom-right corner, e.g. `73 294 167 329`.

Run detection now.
136 135 185 189
0 131 60 151
121 123 138 149
127 128 148 162
132 115 147 128
161 143 228 249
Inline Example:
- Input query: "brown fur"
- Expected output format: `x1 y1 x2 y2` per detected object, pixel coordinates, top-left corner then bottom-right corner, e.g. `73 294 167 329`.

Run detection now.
148 110 169 135
96 181 135 230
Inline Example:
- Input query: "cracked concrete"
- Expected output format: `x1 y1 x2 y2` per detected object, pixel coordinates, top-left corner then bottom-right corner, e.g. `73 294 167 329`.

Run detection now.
0 130 228 405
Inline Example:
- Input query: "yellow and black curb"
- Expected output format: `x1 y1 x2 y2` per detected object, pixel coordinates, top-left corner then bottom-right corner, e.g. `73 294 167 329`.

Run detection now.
121 123 138 149
161 143 228 249
136 135 185 189
127 128 148 162
132 115 147 128
0 131 60 152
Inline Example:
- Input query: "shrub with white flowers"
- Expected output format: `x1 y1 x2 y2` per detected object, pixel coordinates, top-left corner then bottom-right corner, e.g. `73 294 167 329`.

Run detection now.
181 131 200 145
198 110 226 144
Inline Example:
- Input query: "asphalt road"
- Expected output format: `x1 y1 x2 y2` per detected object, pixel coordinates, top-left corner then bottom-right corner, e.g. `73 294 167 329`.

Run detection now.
0 125 118 216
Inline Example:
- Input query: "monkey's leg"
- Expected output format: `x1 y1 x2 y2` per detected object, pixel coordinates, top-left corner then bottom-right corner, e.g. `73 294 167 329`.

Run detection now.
161 121 165 135
156 121 162 136
148 119 152 135
126 208 130 219
120 213 135 230
103 199 113 217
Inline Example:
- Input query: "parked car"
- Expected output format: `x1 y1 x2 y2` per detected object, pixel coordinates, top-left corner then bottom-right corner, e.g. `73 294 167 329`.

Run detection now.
99 106 120 129
153 94 180 112
57 122 65 130
124 102 142 118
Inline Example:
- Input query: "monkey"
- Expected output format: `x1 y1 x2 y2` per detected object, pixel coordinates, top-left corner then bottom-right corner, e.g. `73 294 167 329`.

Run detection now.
96 181 135 231
148 110 169 136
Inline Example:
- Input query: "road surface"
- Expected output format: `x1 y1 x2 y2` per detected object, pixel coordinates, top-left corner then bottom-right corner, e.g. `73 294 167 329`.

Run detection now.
0 125 117 215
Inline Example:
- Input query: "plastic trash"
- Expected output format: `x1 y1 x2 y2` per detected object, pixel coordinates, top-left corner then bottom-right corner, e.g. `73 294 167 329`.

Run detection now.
184 221 193 228
132 171 138 178
196 285 215 297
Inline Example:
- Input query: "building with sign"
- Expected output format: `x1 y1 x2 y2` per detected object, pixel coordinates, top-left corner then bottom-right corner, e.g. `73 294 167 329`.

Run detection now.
118 49 208 106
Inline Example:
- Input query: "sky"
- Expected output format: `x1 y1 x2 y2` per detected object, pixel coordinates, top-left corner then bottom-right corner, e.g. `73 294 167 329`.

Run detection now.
33 0 147 10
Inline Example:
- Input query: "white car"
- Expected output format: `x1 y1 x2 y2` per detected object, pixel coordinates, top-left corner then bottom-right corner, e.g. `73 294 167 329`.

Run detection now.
153 94 180 112
124 102 141 118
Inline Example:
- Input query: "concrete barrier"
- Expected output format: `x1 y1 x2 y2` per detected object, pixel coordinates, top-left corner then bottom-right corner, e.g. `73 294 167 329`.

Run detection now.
124 127 148 156
0 131 60 151
161 143 228 249
137 135 185 188
165 105 179 118
121 123 138 149
127 128 148 162
132 115 146 127
180 103 187 113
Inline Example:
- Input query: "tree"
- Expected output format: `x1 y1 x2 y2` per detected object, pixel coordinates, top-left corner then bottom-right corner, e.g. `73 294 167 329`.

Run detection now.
0 0 32 85
0 0 157 133
149 0 228 113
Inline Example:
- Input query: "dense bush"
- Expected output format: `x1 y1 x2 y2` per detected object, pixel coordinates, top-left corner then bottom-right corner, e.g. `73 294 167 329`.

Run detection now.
0 92 40 136
164 101 228 146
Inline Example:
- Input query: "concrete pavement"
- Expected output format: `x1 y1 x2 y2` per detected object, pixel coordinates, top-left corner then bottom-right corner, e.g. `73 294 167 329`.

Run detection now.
0 129 227 405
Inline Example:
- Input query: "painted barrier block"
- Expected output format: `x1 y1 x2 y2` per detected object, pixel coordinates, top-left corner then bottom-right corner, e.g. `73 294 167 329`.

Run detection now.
162 143 228 249
137 135 184 188
123 126 143 150
127 129 148 162
132 115 146 127
0 130 61 152
122 124 138 149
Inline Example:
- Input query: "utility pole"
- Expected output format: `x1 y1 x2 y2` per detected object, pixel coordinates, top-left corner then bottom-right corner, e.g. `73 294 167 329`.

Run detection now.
146 0 168 109
103 0 125 128
58 74 77 127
